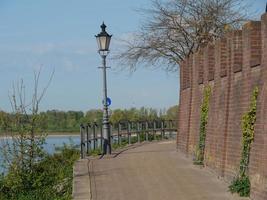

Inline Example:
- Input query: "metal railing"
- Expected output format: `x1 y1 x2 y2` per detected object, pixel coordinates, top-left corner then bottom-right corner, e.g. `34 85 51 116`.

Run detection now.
79 120 177 159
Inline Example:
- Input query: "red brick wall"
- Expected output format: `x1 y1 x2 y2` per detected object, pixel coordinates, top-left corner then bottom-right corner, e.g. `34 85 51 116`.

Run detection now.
223 30 243 180
187 52 204 156
249 15 267 200
177 60 191 153
205 39 229 176
177 14 267 199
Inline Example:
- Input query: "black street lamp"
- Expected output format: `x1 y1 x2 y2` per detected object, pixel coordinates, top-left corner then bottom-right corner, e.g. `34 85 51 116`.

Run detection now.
95 22 112 154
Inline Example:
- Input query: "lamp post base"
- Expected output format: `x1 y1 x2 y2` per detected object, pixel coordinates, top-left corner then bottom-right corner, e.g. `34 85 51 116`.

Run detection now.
103 138 111 155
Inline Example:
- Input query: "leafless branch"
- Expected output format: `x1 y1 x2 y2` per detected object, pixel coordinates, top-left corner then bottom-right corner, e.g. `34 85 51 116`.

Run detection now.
115 0 250 72
1 69 54 172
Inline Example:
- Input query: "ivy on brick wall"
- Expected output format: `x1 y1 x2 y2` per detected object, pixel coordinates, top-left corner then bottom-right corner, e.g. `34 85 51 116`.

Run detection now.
194 85 211 165
229 86 259 197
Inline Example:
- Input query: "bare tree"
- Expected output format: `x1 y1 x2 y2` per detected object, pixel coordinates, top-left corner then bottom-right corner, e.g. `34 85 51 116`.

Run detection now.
116 0 249 72
0 69 54 173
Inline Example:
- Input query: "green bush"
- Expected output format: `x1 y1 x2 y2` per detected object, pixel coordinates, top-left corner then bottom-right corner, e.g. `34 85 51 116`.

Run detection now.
229 175 250 197
0 144 79 200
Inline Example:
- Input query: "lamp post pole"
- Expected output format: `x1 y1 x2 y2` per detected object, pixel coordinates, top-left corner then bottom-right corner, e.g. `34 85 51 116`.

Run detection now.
101 54 111 154
95 22 112 155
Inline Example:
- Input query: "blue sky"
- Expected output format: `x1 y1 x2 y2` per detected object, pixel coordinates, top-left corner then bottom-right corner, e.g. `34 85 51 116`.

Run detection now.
0 0 265 112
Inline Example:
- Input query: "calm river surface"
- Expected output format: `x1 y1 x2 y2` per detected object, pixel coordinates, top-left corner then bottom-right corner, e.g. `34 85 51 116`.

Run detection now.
43 135 80 154
0 135 80 173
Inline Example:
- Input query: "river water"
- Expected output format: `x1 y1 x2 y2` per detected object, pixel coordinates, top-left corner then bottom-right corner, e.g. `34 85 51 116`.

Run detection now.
43 135 80 153
0 135 80 173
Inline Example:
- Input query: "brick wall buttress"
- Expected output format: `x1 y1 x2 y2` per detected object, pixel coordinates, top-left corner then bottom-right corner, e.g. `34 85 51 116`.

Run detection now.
177 12 267 199
250 14 267 200
177 59 192 153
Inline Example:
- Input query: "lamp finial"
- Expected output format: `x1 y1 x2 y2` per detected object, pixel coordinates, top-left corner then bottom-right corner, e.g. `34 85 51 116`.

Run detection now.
101 22 106 32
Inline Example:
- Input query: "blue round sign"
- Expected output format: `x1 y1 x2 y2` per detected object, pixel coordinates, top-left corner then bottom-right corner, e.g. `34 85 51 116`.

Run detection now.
107 97 111 106
103 97 112 106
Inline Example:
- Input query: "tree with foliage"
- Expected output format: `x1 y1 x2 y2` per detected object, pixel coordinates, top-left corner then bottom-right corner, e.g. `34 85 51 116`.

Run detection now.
0 106 178 135
117 0 248 72
165 105 179 120
39 110 84 132
110 109 126 124
82 109 103 125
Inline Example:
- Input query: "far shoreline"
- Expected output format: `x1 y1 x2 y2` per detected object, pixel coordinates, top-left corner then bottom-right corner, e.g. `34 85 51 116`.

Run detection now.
47 132 79 136
0 132 80 139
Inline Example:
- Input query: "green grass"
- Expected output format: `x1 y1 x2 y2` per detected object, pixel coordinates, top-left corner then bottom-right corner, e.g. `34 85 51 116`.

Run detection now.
88 148 102 156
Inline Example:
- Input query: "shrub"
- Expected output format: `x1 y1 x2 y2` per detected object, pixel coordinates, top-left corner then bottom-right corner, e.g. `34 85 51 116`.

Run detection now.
0 144 79 200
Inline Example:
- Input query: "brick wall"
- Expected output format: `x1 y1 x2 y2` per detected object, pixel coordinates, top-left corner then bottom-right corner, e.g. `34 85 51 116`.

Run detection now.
177 14 267 200
177 60 191 153
187 52 204 156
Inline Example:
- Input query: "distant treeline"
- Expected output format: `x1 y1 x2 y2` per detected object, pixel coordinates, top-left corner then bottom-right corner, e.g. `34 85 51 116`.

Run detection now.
0 105 178 133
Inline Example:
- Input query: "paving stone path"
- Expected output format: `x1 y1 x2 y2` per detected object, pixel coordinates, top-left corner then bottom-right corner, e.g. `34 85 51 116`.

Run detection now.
73 140 248 200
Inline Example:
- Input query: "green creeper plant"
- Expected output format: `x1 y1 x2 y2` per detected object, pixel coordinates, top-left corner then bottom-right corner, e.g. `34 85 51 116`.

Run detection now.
229 86 259 197
194 86 211 165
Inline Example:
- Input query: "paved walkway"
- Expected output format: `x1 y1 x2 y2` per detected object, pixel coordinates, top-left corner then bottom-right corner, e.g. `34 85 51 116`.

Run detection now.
73 141 248 200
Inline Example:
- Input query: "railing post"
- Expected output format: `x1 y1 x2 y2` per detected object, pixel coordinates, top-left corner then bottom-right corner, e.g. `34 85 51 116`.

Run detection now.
145 121 148 141
169 120 172 139
80 124 85 159
137 121 140 143
110 124 113 145
128 121 131 144
161 120 165 140
89 124 92 152
100 123 103 151
153 120 156 140
131 121 135 142
93 122 97 150
86 124 90 155
118 122 121 145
